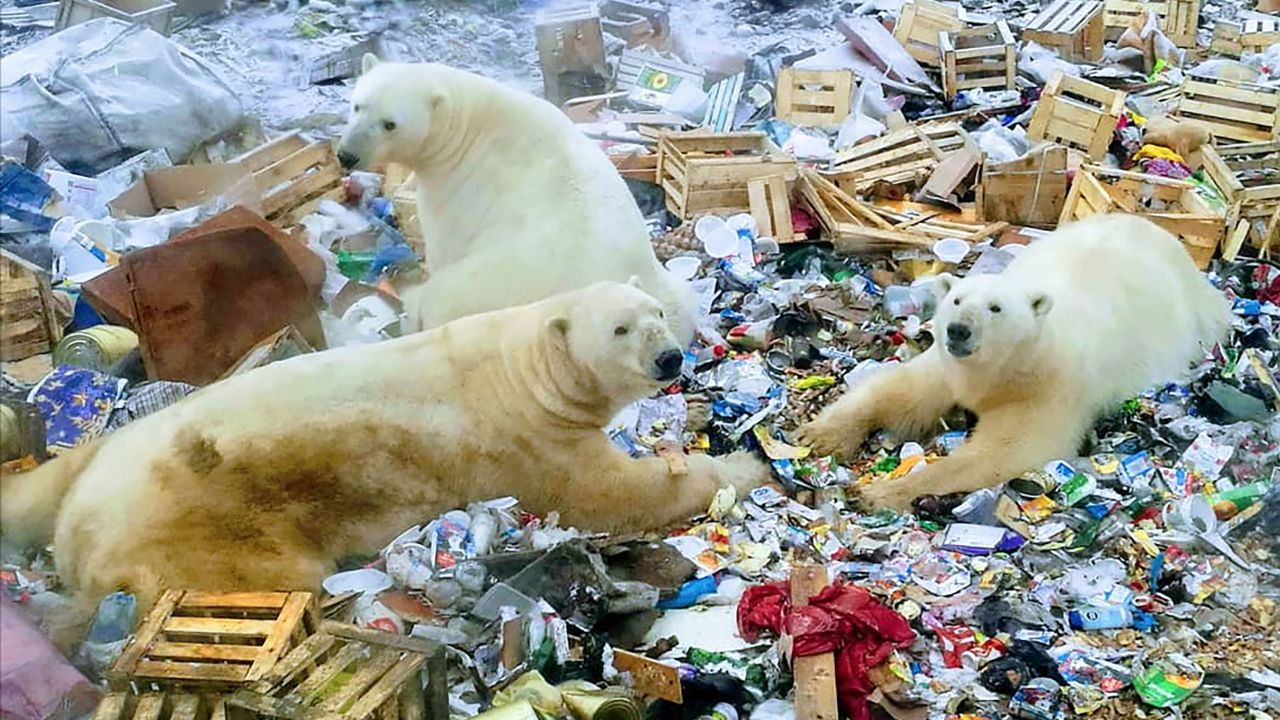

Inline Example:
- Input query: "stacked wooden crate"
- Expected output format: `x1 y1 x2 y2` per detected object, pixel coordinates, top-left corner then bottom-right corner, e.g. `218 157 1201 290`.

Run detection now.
1027 72 1126 161
656 131 797 219
1176 77 1280 144
1211 17 1280 57
830 122 970 194
940 22 1017 100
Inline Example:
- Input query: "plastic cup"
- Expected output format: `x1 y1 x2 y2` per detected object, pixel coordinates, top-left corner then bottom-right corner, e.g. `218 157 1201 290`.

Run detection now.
725 213 757 239
932 237 970 264
694 215 728 242
665 256 701 281
703 226 739 258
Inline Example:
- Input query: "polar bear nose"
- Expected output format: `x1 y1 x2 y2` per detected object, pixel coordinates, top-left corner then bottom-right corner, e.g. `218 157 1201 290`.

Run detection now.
338 150 360 169
654 349 683 380
947 323 972 343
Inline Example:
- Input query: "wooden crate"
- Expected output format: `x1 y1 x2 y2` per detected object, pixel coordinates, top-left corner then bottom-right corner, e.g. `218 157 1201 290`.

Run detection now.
1176 77 1280 144
1201 141 1280 249
1024 0 1105 63
609 152 659 183
656 132 797 219
0 251 62 362
230 132 344 224
228 621 447 720
977 144 1075 228
1060 165 1227 268
1104 0 1200 46
1027 71 1126 161
55 0 174 34
893 0 966 68
94 692 231 720
747 175 795 243
940 22 1017 100
1211 17 1280 58
535 3 607 107
110 591 318 691
774 68 854 127
831 121 969 193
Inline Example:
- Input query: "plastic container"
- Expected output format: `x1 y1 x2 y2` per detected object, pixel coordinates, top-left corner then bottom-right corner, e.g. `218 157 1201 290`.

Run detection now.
932 237 970 264
665 256 701 281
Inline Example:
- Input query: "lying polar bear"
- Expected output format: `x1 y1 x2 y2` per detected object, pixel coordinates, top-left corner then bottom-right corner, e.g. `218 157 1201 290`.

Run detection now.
797 214 1231 511
337 55 694 343
0 282 766 635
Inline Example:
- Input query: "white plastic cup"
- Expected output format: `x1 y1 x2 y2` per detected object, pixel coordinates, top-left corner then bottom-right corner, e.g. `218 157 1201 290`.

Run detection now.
665 256 701 281
694 215 728 242
725 213 757 240
703 226 739 258
932 237 970 264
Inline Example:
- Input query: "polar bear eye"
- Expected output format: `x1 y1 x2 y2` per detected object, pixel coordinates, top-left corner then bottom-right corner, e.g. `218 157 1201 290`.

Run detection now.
953 298 961 306
990 304 1002 313
383 120 397 132
353 104 362 113
614 325 629 336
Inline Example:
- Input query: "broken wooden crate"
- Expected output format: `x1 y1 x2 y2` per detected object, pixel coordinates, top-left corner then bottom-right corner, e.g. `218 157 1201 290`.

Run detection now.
1211 17 1280 58
1027 71 1126 161
977 144 1076 228
830 121 969 194
892 0 965 68
0 250 62 363
1176 77 1280 144
940 22 1017 100
1200 141 1280 250
228 621 446 720
600 0 668 49
747 174 796 243
774 68 854 127
230 132 344 226
94 692 232 720
656 131 797 219
55 0 175 35
535 3 607 107
109 591 318 691
1103 0 1200 46
1060 165 1227 269
1023 0 1106 63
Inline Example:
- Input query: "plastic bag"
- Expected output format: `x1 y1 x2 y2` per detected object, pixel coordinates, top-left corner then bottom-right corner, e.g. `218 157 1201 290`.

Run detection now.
0 19 244 172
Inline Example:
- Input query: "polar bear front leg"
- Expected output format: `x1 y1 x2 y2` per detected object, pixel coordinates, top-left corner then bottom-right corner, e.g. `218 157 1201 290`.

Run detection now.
859 400 1087 511
795 351 956 460
560 444 770 533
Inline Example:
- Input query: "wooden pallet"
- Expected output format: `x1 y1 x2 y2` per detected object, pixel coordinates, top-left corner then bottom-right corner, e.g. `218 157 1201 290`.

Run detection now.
0 251 61 362
1023 0 1105 63
747 175 795 243
1201 141 1280 250
892 0 966 68
228 621 447 720
1103 0 1200 46
1061 165 1226 268
110 591 318 691
831 121 969 193
94 692 230 720
656 131 797 219
1027 71 1126 161
774 68 854 127
1211 17 1280 58
1176 77 1280 144
940 22 1017 100
977 144 1075 228
231 132 344 224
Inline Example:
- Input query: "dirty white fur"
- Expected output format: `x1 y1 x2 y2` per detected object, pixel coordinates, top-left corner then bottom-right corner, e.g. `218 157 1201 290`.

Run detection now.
0 283 766 647
797 214 1231 510
337 56 694 343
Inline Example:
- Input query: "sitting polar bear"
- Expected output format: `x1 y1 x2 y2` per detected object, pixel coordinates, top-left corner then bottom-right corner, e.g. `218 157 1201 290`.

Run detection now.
337 55 694 342
797 214 1231 511
0 282 766 635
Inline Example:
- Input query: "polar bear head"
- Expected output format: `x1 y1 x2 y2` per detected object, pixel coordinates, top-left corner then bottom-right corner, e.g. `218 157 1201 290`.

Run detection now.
337 54 438 170
548 280 684 399
932 273 1053 363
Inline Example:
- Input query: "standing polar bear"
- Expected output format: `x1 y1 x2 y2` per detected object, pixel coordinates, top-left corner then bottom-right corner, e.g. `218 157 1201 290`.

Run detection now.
0 282 767 637
337 56 694 342
797 214 1231 510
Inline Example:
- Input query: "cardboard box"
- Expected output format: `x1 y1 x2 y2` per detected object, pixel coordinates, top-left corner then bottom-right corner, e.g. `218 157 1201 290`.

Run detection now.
108 163 261 219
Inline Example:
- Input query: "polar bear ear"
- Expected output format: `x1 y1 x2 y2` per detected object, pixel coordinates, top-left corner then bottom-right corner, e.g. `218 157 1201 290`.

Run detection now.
546 316 570 341
626 275 642 289
1029 291 1053 319
933 273 957 298
362 53 381 75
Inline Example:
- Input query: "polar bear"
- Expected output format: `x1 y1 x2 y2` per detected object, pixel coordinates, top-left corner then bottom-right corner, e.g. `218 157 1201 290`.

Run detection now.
796 214 1231 511
336 56 694 343
0 282 766 639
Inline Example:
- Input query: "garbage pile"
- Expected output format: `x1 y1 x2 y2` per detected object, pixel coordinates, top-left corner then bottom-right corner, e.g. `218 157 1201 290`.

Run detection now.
2 0 1279 720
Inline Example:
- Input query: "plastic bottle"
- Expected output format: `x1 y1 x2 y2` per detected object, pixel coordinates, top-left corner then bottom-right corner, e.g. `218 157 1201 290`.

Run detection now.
1067 604 1133 630
86 592 136 644
468 505 498 556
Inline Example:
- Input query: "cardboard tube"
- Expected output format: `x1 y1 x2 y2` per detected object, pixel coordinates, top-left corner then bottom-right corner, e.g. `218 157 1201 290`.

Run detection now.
562 691 643 720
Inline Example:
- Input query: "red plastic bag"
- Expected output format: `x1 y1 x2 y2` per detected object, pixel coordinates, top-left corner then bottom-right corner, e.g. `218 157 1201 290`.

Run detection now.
0 596 100 720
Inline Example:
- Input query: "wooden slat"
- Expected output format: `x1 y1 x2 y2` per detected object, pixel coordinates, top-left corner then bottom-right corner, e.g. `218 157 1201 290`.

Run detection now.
344 655 426 720
232 132 307 173
134 695 166 720
177 591 292 610
134 660 249 684
297 642 369 704
147 642 264 662
113 590 183 676
247 592 314 682
170 695 201 720
256 633 338 690
792 566 838 720
163 617 279 637
92 693 129 720
319 648 402 712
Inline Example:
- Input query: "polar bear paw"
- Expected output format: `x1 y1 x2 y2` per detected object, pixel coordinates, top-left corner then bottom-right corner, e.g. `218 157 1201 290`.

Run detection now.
715 450 772 496
856 478 918 513
793 415 867 461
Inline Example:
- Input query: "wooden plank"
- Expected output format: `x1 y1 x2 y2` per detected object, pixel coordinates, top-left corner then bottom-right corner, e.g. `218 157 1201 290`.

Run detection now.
319 648 402 712
133 660 249 684
148 642 264 662
113 590 184 676
170 695 201 720
247 592 314 682
232 132 306 173
134 695 166 720
297 642 368 704
257 634 338 689
92 693 129 720
748 178 772 238
177 592 292 610
791 565 838 720
613 649 683 703
345 655 426 720
767 175 794 242
163 617 279 637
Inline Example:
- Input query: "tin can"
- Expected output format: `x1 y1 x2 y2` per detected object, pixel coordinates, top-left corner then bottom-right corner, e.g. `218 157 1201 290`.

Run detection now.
52 326 138 373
